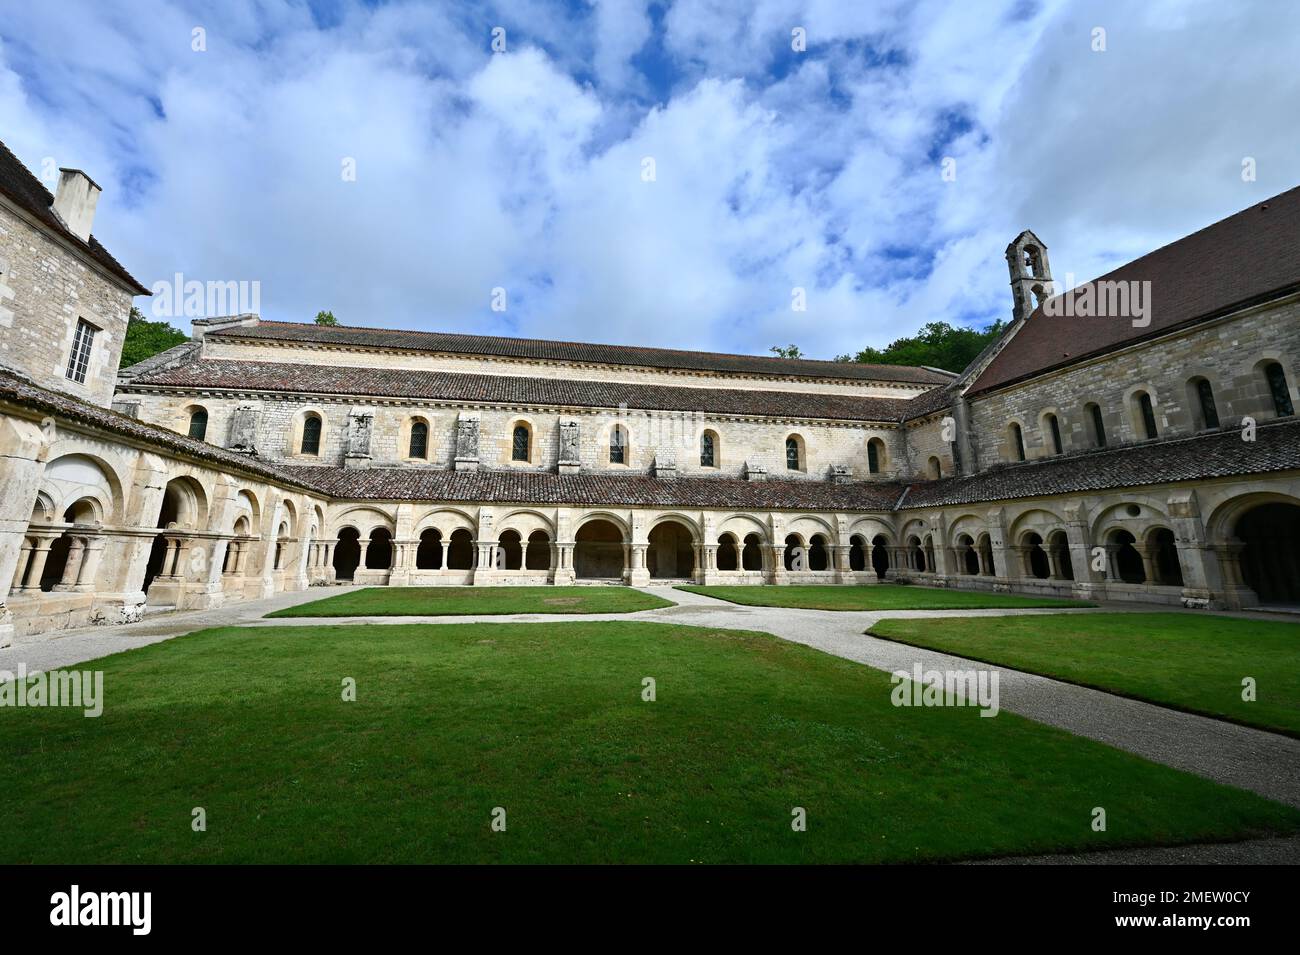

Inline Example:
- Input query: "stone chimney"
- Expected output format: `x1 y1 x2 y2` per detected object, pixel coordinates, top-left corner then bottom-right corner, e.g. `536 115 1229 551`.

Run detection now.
52 168 102 243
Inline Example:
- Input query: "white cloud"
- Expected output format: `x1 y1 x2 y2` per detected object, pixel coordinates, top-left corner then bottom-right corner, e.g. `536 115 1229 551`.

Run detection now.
0 0 1295 361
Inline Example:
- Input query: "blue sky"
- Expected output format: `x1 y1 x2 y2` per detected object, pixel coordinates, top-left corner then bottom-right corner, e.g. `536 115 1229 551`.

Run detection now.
1 0 1296 359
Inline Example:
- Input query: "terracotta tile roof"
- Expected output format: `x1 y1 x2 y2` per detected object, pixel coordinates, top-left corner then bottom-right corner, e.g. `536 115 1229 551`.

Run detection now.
905 417 1300 508
900 385 954 422
970 185 1300 395
0 140 150 296
0 368 313 491
276 464 906 511
207 320 954 386
127 358 918 422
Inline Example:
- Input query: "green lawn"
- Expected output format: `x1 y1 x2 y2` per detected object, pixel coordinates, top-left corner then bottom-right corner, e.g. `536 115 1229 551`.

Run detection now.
868 613 1300 737
2 621 1295 864
267 586 672 617
677 584 1092 611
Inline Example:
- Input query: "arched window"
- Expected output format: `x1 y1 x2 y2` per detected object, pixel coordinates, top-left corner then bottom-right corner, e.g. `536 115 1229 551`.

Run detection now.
1190 378 1220 430
512 424 530 462
1009 422 1025 461
609 425 627 464
867 438 884 474
1045 413 1063 455
301 414 322 455
187 408 208 441
1263 362 1294 417
700 431 716 468
1085 403 1106 448
1135 391 1158 440
409 420 428 458
785 436 801 471
928 456 942 480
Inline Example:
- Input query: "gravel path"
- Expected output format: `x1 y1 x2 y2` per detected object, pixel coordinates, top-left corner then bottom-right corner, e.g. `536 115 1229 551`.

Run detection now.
5 584 1298 818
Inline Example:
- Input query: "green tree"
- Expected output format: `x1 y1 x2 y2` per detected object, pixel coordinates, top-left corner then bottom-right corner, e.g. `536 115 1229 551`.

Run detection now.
315 310 338 326
769 344 803 359
836 320 1005 374
119 307 188 368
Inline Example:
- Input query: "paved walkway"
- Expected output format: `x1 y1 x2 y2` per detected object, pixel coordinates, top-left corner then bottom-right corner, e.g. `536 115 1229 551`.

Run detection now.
5 584 1299 824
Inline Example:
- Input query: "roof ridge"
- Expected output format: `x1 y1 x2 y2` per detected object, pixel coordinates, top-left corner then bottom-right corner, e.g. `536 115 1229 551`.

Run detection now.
124 356 921 423
214 319 948 383
0 138 150 295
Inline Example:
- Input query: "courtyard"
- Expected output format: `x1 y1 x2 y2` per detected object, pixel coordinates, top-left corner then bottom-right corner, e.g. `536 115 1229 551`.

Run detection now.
1 585 1297 864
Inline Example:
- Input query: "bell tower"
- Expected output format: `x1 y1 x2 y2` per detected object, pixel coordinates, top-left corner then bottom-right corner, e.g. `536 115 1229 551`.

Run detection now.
1005 230 1053 323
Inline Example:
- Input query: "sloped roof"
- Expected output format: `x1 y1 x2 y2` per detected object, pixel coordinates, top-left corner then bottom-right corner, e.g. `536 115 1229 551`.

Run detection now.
904 417 1300 508
126 358 918 423
0 368 319 489
277 465 905 510
207 319 954 385
0 140 149 295
970 185 1300 395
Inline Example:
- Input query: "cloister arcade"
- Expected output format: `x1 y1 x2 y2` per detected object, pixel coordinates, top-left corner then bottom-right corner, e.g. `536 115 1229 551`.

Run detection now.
4 426 1299 641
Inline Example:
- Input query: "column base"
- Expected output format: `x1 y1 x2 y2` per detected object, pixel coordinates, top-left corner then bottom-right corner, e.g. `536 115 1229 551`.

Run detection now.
89 593 146 627
1179 587 1219 610
1071 581 1102 602
628 569 650 587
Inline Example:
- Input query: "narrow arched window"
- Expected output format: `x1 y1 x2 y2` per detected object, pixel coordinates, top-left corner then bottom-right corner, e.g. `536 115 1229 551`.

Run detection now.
928 456 942 479
512 425 530 462
1046 414 1063 455
1136 391 1157 439
1195 379 1220 430
1264 362 1294 417
409 420 428 458
700 432 715 467
1010 423 1025 461
187 408 208 441
1087 403 1106 447
785 437 800 471
301 414 322 455
609 426 626 464
867 438 881 474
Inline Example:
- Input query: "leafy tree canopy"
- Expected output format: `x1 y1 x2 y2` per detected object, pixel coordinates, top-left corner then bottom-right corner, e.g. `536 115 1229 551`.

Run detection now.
119 307 188 368
769 344 803 359
835 320 1005 374
315 310 338 326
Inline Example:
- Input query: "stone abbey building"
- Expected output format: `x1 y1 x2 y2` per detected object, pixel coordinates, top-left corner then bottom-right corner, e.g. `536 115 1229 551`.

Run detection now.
1 136 1298 643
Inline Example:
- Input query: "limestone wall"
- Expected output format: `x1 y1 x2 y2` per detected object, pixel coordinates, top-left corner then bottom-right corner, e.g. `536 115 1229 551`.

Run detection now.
121 389 918 481
0 201 134 408
967 298 1300 468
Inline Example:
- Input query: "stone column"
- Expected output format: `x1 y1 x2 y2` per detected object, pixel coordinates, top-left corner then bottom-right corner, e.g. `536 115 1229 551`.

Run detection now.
55 537 85 590
701 543 718 584
771 545 787 584
1166 490 1217 609
10 538 33 594
553 541 575 584
74 537 107 592
1063 503 1097 600
0 416 48 645
834 544 852 583
20 537 57 591
1137 544 1160 587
